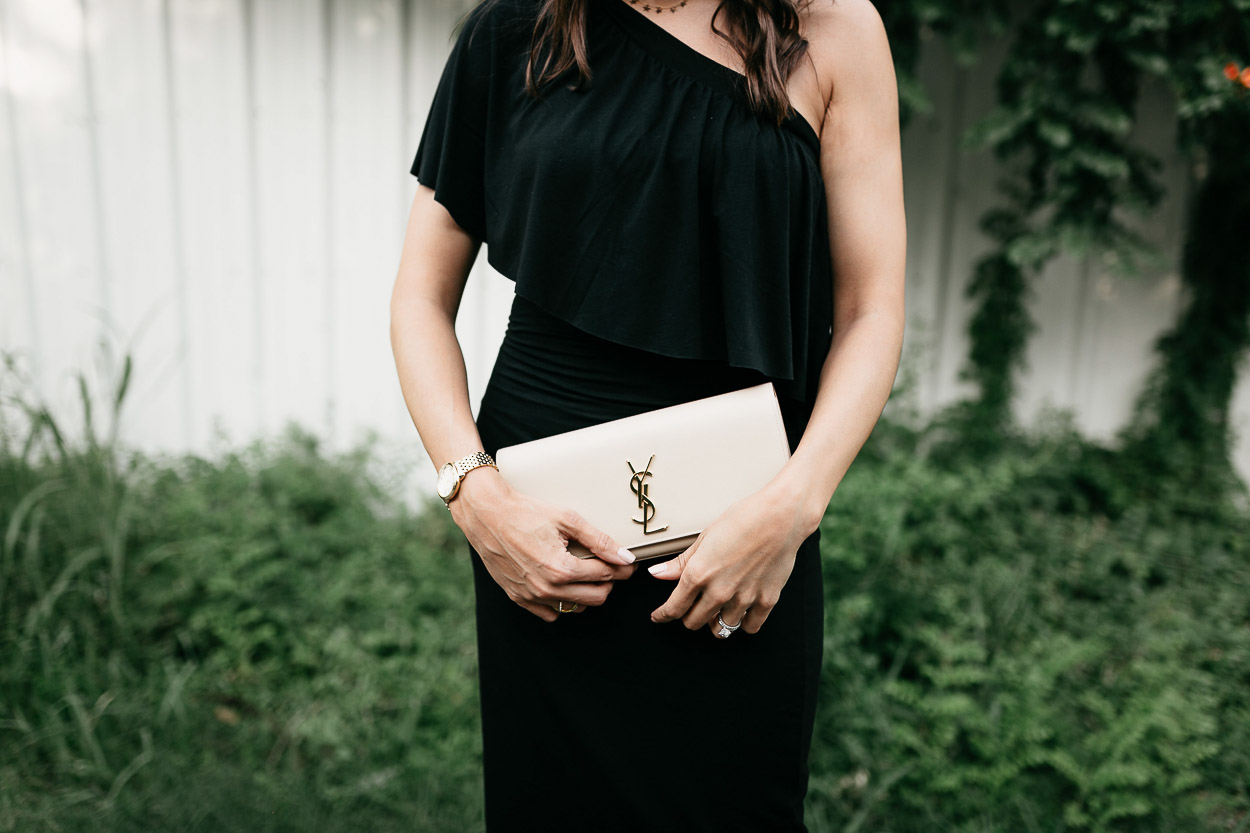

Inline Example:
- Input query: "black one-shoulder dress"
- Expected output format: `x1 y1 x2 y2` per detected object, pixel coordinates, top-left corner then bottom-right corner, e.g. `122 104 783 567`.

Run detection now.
411 0 835 829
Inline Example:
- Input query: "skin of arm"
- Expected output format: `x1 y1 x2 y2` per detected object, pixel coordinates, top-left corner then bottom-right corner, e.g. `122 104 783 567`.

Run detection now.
390 186 637 624
390 188 487 477
649 0 907 636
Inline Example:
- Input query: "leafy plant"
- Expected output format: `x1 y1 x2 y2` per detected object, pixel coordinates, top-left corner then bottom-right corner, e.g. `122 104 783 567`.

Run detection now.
2 346 1246 832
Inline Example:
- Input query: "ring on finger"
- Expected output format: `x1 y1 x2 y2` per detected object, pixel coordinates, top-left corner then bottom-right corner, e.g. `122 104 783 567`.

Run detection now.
554 600 580 614
715 612 743 639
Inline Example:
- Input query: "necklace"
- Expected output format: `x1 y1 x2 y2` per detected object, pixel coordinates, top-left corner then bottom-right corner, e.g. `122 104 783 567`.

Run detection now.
627 0 689 13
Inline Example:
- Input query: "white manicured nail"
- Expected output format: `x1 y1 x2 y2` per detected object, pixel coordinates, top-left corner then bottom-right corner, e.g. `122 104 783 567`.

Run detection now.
618 547 635 563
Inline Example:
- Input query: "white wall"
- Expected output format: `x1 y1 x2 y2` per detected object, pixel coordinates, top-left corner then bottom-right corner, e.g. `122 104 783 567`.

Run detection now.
1 0 1246 489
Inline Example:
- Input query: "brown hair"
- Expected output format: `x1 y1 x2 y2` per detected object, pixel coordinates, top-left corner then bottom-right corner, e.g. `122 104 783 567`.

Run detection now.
518 0 813 125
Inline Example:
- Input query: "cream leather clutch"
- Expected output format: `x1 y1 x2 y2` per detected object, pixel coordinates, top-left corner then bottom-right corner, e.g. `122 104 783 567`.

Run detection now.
494 382 792 561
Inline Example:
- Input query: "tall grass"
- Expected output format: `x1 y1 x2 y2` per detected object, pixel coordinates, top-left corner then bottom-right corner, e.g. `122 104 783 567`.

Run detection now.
0 350 483 832
1 346 1247 832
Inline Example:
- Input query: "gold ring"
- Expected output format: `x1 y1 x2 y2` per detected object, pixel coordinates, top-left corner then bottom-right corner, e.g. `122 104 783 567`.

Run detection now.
554 601 578 614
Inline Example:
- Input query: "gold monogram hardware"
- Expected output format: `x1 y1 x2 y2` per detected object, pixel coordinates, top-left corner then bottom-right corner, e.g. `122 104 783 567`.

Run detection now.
627 455 669 535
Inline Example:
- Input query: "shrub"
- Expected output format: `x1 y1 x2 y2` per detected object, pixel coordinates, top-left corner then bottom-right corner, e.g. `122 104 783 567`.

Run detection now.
805 410 1250 832
1 354 1246 831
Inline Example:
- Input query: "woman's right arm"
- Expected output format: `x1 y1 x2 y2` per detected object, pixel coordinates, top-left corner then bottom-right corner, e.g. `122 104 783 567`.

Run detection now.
389 185 637 622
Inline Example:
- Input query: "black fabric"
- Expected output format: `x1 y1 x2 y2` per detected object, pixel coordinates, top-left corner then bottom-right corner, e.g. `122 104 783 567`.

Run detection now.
412 0 834 406
412 1 833 827
472 294 823 832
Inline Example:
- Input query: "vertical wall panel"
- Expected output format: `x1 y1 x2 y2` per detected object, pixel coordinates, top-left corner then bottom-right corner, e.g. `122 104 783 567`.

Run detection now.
1078 75 1190 441
252 0 331 446
1232 361 1250 479
85 0 184 450
390 0 421 447
327 0 403 451
1019 74 1190 442
896 33 966 416
3 0 103 443
928 35 1012 413
1020 249 1093 422
0 0 41 399
167 0 254 451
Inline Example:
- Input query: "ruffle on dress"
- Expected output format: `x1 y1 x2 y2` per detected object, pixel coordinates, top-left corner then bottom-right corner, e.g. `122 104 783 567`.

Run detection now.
412 0 834 405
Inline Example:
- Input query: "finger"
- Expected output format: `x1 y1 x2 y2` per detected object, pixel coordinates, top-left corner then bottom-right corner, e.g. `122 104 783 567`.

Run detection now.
645 548 691 581
540 580 614 608
682 589 730 631
556 509 635 565
556 554 635 583
651 577 700 623
740 601 773 635
517 599 560 622
707 602 749 639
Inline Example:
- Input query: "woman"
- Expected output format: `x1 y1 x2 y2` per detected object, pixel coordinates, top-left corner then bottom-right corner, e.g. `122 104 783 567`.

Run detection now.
390 0 904 828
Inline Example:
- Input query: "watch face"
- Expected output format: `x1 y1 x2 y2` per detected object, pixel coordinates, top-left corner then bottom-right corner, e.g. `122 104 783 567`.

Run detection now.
436 463 459 500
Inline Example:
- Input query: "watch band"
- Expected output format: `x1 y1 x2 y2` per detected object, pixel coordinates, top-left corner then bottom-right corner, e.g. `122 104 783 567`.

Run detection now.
453 451 497 479
439 451 498 507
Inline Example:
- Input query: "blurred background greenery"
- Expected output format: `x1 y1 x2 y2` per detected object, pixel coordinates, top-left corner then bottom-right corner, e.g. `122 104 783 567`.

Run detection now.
1 337 1246 832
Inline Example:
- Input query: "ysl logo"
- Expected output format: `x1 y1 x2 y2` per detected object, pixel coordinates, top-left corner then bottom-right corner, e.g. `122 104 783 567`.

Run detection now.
627 454 668 535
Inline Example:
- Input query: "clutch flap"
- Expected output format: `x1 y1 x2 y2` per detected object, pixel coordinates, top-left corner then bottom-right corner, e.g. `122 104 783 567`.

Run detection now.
494 382 791 560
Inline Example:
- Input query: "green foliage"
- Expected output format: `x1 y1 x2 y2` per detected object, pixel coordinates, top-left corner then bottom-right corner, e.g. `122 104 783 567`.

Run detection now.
805 411 1250 832
0 355 484 832
2 353 1247 831
1118 102 1250 484
876 0 1011 126
886 0 1250 463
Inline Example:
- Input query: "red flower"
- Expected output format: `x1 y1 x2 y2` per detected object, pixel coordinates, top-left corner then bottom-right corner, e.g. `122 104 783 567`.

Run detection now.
1226 62 1241 81
1242 67 1250 88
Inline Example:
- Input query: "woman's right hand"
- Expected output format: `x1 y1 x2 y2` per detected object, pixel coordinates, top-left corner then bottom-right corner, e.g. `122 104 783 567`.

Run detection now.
449 467 638 622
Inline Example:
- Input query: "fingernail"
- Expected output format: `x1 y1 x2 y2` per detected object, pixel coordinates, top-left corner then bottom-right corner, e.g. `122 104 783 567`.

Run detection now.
647 562 666 576
617 546 635 564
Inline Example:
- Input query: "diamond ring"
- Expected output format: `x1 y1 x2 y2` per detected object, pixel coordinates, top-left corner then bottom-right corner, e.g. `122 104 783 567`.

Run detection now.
715 613 742 639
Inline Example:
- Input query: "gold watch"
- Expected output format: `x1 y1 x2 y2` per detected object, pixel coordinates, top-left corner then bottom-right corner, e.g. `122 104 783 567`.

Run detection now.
436 451 497 508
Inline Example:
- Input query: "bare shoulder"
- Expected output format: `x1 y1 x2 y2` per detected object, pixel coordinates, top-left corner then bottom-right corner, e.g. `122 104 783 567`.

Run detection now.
799 0 895 114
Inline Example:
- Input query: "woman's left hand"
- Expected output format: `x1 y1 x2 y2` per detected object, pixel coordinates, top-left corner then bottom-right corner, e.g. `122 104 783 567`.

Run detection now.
647 481 817 637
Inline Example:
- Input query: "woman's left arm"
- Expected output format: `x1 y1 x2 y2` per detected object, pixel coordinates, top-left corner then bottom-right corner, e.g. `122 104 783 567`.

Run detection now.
650 0 906 636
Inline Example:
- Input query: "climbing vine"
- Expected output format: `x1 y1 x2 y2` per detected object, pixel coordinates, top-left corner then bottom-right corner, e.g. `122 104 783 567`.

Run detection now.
886 0 1250 474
